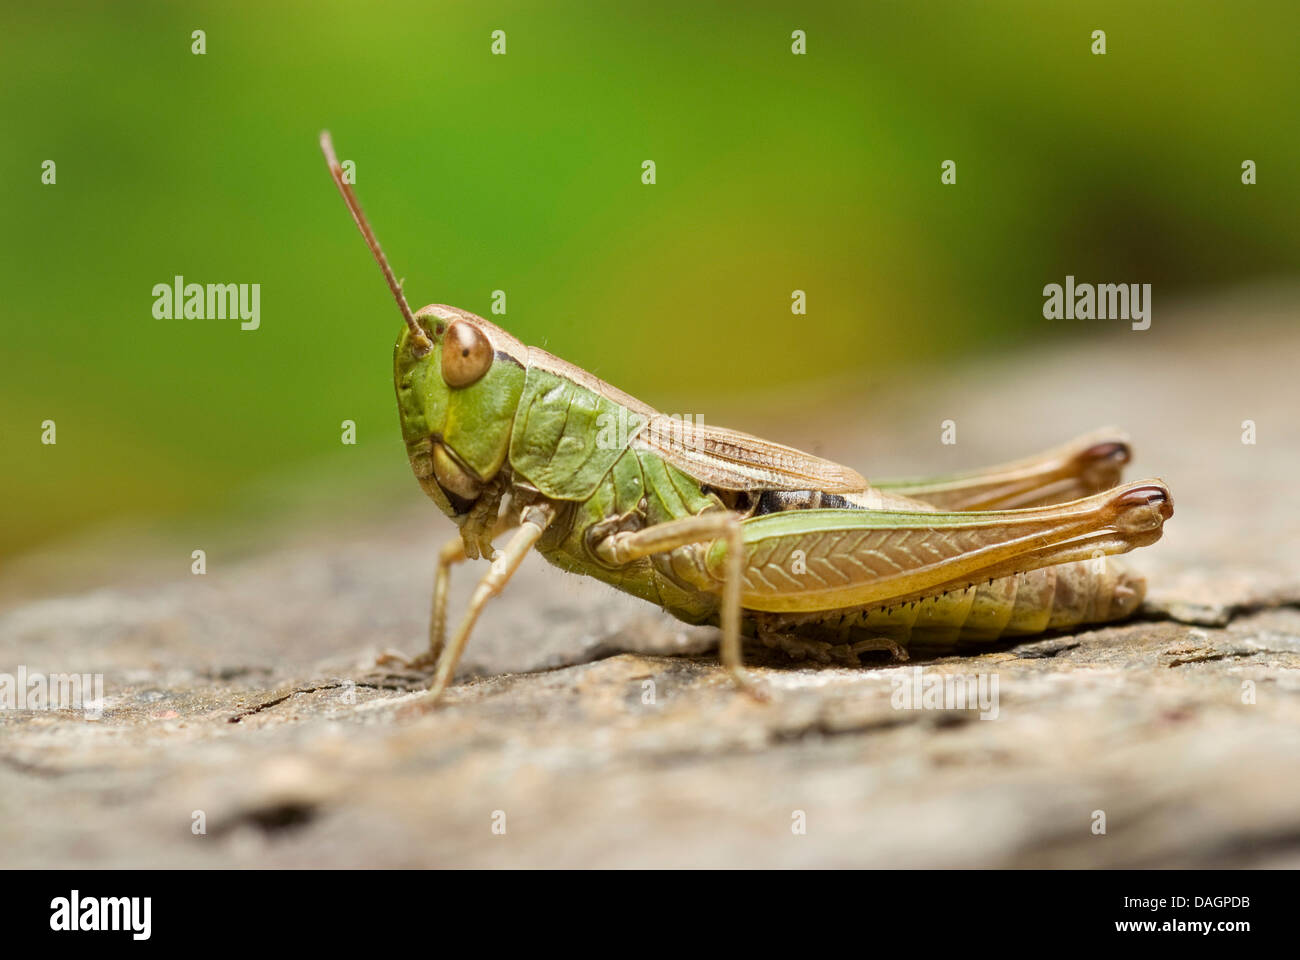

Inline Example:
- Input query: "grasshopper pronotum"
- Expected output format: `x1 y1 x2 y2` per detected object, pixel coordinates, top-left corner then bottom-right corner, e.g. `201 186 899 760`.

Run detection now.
320 133 1173 705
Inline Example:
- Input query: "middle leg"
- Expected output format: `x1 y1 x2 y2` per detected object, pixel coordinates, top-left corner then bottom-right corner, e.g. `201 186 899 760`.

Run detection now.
595 511 764 699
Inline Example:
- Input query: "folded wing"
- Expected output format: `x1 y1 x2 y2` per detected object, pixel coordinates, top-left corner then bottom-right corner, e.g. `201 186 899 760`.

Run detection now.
638 415 867 493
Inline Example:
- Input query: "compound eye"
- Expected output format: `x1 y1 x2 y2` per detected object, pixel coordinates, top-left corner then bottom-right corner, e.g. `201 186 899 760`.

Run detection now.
441 321 493 388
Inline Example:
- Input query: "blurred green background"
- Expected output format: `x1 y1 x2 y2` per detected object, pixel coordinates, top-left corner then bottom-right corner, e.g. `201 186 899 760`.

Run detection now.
2 1 1297 564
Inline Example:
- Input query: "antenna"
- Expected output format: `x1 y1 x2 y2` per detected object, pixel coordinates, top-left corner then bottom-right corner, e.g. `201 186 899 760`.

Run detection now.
319 131 432 353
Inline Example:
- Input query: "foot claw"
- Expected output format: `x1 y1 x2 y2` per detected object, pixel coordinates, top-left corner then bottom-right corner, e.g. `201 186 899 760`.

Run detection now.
729 670 770 702
374 649 439 672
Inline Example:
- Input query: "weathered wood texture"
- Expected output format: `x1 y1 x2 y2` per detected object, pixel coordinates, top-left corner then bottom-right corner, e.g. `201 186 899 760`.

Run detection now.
2 300 1298 867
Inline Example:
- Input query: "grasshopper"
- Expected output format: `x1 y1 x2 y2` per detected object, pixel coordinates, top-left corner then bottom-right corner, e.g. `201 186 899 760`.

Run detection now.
320 132 1173 705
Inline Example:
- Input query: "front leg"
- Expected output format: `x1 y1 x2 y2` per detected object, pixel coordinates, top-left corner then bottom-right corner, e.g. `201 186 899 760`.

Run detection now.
376 534 471 671
418 503 555 708
378 516 520 672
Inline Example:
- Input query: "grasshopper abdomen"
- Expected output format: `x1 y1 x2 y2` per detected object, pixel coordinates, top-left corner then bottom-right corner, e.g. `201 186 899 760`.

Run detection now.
749 558 1145 660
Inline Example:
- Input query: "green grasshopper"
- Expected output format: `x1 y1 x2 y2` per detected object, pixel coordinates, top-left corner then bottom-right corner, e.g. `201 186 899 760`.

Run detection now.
320 132 1173 706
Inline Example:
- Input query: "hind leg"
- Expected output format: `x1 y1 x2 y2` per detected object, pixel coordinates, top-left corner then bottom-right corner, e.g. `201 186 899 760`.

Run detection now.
873 429 1132 510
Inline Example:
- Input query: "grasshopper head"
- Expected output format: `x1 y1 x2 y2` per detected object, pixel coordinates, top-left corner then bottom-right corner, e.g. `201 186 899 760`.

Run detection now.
395 306 527 518
319 132 529 521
